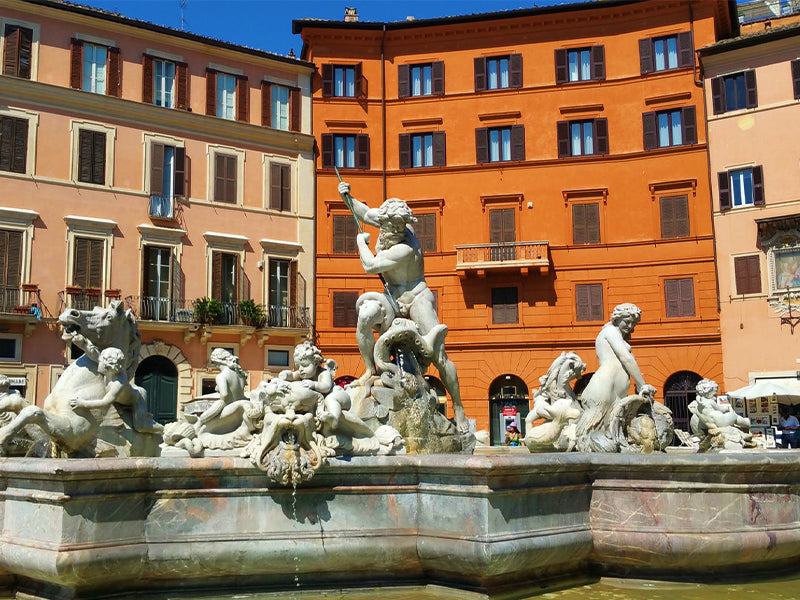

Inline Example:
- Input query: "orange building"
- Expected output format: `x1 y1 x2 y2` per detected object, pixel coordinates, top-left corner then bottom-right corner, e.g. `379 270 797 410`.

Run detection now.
296 0 736 444
0 0 315 421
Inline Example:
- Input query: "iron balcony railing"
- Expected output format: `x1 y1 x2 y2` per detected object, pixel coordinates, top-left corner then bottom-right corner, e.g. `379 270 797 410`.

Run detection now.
455 241 550 270
0 285 46 317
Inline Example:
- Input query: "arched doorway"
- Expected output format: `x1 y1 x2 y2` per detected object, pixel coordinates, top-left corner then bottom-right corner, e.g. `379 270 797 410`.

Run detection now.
135 355 178 424
488 374 529 446
424 375 447 415
664 370 702 434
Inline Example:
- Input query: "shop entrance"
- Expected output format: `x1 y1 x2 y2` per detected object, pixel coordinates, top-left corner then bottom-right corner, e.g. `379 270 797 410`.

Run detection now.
488 374 529 445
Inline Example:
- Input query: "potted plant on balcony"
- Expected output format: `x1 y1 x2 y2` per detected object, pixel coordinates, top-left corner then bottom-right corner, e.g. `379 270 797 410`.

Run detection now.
193 297 223 325
238 299 266 328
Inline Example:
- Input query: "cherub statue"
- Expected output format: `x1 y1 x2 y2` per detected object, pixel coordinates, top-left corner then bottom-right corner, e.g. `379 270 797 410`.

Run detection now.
689 378 753 451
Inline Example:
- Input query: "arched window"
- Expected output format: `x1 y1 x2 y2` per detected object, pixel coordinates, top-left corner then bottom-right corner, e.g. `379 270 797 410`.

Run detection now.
488 374 529 446
663 370 702 434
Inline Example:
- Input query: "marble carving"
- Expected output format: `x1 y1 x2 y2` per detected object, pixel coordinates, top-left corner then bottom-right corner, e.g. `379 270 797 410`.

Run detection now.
689 378 754 452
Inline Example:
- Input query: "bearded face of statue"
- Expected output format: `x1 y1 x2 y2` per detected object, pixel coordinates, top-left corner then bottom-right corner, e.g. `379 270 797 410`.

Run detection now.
376 221 407 252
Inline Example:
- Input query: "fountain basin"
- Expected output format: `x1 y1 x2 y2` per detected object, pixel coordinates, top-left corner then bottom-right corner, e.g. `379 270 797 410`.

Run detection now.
0 453 799 599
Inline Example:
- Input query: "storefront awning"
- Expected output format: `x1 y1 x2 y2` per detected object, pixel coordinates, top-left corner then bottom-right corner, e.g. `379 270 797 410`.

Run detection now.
728 378 800 404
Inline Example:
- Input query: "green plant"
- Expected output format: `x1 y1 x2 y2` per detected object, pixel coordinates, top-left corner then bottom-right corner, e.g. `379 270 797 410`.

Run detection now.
238 299 266 328
193 297 223 324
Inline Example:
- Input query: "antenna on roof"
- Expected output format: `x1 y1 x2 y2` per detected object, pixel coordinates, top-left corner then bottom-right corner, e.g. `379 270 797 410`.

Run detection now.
180 0 188 31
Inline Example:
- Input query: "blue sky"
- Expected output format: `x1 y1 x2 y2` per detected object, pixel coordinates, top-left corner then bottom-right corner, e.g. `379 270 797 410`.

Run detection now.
77 0 571 58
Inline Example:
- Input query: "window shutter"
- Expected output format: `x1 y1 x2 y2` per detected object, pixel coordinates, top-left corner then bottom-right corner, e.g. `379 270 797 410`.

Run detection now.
490 209 503 244
333 215 346 254
660 196 675 239
664 279 680 318
78 129 93 183
141 245 152 297
677 31 694 68
398 64 410 98
416 213 436 253
0 230 22 288
354 63 363 97
591 45 605 80
642 112 657 150
70 39 83 89
594 118 608 155
0 117 13 172
576 284 590 321
675 195 689 237
474 57 486 91
269 162 282 210
718 171 731 211
73 238 88 287
289 260 298 308
236 76 249 122
281 164 291 212
734 255 761 295
321 134 333 168
91 131 105 184
142 54 154 103
261 81 271 127
752 165 765 206
711 77 725 115
475 128 489 164
150 143 164 195
572 204 587 245
174 146 186 197
638 38 654 75
503 208 515 243
333 291 358 327
586 203 600 244
432 61 445 95
107 46 121 97
399 134 411 169
433 131 446 166
214 154 225 201
3 26 19 77
225 156 236 203
555 49 568 84
793 59 800 100
211 252 222 300
290 87 301 132
681 106 697 144
589 284 603 321
557 121 570 158
205 68 216 116
745 70 758 108
509 53 523 88
0 117 28 174
679 278 694 317
321 64 333 97
170 248 182 302
510 125 525 161
88 239 103 289
17 26 32 80
356 134 370 169
176 62 189 110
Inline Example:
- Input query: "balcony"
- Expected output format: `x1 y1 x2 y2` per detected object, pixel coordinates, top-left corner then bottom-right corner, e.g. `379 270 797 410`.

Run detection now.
0 285 47 337
455 241 550 277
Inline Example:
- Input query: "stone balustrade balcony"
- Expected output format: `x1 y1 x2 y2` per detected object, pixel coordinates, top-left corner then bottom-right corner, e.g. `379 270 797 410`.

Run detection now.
455 241 550 277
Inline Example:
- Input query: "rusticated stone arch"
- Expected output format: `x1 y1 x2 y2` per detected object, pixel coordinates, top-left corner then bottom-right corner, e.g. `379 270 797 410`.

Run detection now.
139 340 193 408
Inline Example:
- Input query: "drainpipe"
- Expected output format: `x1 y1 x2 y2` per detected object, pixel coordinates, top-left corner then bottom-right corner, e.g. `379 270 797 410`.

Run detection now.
381 24 387 200
689 2 703 88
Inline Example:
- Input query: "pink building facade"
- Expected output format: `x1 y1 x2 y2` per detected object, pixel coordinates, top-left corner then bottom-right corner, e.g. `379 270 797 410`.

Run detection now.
0 0 315 421
700 22 800 394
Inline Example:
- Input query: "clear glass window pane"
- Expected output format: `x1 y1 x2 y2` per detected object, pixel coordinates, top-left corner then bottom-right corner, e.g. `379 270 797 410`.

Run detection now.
216 73 236 120
670 110 682 145
731 169 754 207
500 128 511 160
570 122 581 155
582 122 594 155
411 66 421 96
271 85 290 130
666 37 678 69
499 58 509 88
154 60 175 108
489 129 500 161
269 260 289 307
424 134 433 165
654 39 665 71
335 136 355 168
267 349 290 367
658 112 670 147
83 44 107 94
568 51 579 81
580 50 591 80
487 59 498 90
334 66 355 97
422 65 432 95
412 135 422 167
163 146 175 199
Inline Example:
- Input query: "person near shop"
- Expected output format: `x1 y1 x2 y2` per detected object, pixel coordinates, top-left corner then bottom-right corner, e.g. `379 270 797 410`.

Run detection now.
505 423 521 446
779 406 800 448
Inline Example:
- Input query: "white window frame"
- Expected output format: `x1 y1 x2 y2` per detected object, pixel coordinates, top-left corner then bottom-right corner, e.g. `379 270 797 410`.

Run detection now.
270 84 290 130
203 231 248 299
262 154 297 213
153 58 176 109
264 344 294 373
216 72 236 120
0 333 22 363
143 132 185 207
0 107 38 177
137 224 186 311
82 42 107 94
206 144 245 206
0 17 41 80
69 120 116 187
260 238 301 314
206 343 241 364
64 215 116 293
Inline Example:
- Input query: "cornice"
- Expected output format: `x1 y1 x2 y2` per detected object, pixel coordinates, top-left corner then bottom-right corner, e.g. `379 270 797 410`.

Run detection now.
0 76 314 155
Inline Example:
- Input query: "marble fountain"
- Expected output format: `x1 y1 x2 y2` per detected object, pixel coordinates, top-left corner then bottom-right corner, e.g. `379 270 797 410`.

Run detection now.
0 184 797 600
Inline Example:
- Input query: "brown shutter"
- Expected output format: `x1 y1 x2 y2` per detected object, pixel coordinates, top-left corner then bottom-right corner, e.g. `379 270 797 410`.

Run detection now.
745 70 758 108
88 239 103 288
752 165 765 205
226 155 236 203
70 39 83 89
17 26 32 80
333 291 358 327
433 131 446 166
321 64 333 97
718 171 731 211
576 284 590 321
356 134 369 169
490 209 503 244
289 260 298 308
150 143 164 195
664 279 680 318
474 57 486 91
793 60 800 100
555 49 568 84
73 237 88 287
681 106 697 145
174 146 186 197
333 215 346 254
475 128 488 163
677 31 694 68
638 38 654 75
557 121 570 157
503 209 515 243
509 53 523 88
642 112 657 150
3 230 22 288
679 278 694 317
674 195 689 237
416 213 436 253
176 62 189 110
290 87 301 132
107 46 121 97
211 252 222 300
660 196 675 239
589 284 603 321
591 45 605 80
78 130 93 183
261 81 271 127
572 204 586 244
269 162 282 210
91 131 105 184
398 64 410 98
281 164 291 211
711 77 725 115
214 154 225 201
510 125 525 161
205 68 216 116
399 133 411 169
142 54 154 103
586 203 600 244
236 76 249 122
353 63 363 97
0 117 27 174
0 117 12 172
594 118 608 155
432 61 445 95
3 26 19 77
141 245 152 297
321 134 333 168
734 255 761 295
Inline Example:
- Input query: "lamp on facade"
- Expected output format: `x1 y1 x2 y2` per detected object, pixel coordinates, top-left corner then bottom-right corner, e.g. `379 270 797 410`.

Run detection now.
780 289 800 334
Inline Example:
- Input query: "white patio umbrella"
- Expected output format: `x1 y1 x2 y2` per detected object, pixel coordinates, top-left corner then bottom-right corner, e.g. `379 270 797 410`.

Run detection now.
727 380 800 404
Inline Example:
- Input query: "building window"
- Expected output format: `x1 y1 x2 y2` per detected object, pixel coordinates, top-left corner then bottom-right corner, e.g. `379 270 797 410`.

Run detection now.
475 125 525 163
333 291 358 327
321 64 362 98
268 258 297 327
206 69 247 121
213 153 237 204
153 59 175 108
572 203 600 245
83 43 107 94
576 283 603 322
491 287 518 324
734 255 761 295
0 229 22 302
555 46 604 84
3 24 32 79
268 162 291 212
267 348 290 369
142 55 188 109
216 72 236 120
557 119 608 157
0 116 28 174
70 39 120 97
793 59 800 100
414 213 437 253
489 208 516 261
711 70 757 114
72 236 104 289
149 142 186 217
718 166 764 211
332 214 359 255
474 54 522 91
660 195 689 239
211 251 239 318
141 246 173 320
321 134 369 169
643 107 696 149
398 62 444 97
271 84 290 130
262 82 300 131
399 132 445 168
77 129 106 185
0 334 21 363
639 32 693 74
664 278 695 318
